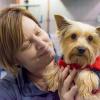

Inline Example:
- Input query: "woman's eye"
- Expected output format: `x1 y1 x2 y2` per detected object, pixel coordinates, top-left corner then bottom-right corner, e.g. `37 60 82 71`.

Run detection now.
71 33 77 40
87 35 93 42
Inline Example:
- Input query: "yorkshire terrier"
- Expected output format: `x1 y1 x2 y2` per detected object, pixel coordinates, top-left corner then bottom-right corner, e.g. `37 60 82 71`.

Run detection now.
53 15 100 100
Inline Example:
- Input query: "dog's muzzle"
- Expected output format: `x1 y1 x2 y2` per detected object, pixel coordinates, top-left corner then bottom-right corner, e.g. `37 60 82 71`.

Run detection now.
77 46 86 55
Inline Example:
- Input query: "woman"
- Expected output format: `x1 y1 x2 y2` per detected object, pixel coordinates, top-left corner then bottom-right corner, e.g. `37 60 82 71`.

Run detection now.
0 7 77 100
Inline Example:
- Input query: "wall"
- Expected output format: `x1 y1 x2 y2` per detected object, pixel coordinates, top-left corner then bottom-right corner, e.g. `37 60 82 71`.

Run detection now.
0 0 15 9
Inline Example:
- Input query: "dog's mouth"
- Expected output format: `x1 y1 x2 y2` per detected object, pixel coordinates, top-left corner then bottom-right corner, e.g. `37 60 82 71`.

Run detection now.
69 53 91 67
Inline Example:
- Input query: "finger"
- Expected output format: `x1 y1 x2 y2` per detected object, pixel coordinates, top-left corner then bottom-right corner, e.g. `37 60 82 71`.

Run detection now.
60 66 64 71
61 65 70 83
59 66 70 85
58 66 70 95
68 85 78 97
64 69 77 91
58 66 69 91
69 81 75 89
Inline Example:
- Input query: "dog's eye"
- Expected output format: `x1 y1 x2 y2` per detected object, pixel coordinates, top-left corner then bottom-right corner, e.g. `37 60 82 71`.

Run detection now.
71 33 77 40
87 35 93 42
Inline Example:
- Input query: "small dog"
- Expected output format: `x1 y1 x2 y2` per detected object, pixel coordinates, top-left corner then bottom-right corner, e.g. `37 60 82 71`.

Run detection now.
54 15 100 100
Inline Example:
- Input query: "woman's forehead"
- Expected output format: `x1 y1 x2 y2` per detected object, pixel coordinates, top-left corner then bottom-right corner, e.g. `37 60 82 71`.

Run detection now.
22 16 38 39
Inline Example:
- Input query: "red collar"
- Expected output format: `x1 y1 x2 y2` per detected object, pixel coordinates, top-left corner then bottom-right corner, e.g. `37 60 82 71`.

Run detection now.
58 59 90 70
90 56 100 70
58 56 100 71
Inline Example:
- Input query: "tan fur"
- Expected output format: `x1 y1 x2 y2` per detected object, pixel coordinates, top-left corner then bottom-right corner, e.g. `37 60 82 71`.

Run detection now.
43 61 60 92
54 15 100 99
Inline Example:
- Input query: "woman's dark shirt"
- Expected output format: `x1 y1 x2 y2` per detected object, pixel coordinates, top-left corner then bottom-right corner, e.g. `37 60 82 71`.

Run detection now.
0 68 60 100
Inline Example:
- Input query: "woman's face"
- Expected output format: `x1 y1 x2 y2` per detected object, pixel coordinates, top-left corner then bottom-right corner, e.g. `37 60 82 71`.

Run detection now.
15 16 55 75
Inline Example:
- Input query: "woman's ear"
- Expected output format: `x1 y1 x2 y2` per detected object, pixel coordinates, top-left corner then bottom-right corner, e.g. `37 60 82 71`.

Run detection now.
54 14 71 30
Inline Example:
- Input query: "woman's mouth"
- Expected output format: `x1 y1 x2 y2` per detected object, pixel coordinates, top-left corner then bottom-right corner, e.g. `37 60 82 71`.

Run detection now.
38 45 55 58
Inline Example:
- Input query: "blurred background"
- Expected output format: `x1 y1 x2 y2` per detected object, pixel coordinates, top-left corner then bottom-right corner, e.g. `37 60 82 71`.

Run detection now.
0 0 100 78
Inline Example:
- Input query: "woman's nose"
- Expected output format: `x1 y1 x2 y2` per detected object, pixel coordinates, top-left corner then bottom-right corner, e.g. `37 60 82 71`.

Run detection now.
42 35 50 43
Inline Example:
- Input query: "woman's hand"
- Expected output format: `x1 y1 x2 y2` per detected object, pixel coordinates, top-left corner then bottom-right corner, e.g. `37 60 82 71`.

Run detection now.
58 66 78 100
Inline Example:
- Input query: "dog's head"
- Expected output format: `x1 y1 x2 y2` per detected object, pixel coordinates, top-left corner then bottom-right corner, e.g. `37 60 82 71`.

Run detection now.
54 15 100 67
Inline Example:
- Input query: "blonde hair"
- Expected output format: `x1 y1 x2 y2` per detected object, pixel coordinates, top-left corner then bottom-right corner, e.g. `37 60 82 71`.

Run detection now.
0 7 40 75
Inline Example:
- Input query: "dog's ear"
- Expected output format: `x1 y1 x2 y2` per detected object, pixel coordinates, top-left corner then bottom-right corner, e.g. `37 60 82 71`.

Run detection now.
96 26 100 36
54 15 71 30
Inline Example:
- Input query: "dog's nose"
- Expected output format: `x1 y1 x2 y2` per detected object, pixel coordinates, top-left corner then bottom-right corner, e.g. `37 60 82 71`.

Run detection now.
77 47 86 54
